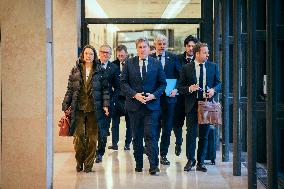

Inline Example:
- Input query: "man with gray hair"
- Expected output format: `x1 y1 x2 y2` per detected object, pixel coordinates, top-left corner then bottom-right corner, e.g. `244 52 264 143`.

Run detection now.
121 37 167 175
95 44 120 163
152 34 181 166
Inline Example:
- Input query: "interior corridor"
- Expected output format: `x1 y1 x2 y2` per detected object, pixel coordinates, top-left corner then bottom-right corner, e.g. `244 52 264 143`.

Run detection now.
53 119 265 189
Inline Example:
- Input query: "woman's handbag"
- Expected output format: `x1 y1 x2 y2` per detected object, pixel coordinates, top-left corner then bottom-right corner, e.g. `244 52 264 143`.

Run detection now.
198 99 222 125
58 107 71 136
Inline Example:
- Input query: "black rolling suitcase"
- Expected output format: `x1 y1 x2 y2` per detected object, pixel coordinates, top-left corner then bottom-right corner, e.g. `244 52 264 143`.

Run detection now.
205 125 217 165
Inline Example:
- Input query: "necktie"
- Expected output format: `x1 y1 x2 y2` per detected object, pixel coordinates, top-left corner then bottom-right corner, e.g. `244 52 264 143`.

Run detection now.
120 62 125 72
101 63 106 69
186 58 190 63
198 64 204 99
142 59 146 81
158 55 162 61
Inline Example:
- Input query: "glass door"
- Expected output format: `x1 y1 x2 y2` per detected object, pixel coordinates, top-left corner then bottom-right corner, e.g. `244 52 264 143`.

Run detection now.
87 23 199 61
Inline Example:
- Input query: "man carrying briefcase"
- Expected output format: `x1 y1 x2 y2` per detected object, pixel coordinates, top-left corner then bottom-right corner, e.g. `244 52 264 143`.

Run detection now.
178 42 221 172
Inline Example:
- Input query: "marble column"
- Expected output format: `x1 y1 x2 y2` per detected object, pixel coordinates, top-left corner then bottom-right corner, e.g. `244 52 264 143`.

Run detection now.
0 0 53 188
53 0 79 152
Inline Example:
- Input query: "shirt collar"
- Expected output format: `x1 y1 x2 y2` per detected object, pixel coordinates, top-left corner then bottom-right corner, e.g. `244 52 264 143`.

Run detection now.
139 57 148 61
194 60 205 67
186 55 194 59
156 51 165 57
101 60 108 68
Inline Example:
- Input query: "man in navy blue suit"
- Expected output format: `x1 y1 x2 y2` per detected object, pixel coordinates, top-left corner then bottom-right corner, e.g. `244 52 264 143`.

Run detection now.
178 43 221 172
152 34 181 165
95 44 120 163
109 44 132 151
121 37 167 175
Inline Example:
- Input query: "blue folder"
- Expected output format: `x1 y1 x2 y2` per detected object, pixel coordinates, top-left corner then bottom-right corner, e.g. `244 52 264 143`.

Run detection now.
165 79 179 96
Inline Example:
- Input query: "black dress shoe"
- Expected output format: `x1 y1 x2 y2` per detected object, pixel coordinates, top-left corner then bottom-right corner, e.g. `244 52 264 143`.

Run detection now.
95 155 102 163
160 156 170 165
84 167 92 173
175 145 181 156
135 167 142 172
184 160 196 171
124 146 130 150
196 164 207 172
149 167 160 175
108 145 118 150
76 163 83 172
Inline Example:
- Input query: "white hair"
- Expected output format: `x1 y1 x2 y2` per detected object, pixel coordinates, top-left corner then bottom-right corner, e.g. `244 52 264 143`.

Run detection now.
154 34 168 45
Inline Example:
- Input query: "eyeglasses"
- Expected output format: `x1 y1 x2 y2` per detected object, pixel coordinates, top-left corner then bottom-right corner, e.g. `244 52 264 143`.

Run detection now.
100 51 110 54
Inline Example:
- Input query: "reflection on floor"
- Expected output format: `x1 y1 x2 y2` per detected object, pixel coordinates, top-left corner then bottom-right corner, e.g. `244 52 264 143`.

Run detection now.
54 123 266 189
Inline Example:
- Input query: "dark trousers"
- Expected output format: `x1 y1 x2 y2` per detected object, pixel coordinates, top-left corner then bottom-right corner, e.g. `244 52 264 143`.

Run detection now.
186 104 210 164
128 106 159 168
74 110 98 169
111 113 132 147
173 95 186 146
96 114 111 157
157 100 176 157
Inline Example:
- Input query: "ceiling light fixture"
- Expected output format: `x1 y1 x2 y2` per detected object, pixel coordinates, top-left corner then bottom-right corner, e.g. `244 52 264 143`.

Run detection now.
85 0 119 32
155 0 191 29
161 0 191 18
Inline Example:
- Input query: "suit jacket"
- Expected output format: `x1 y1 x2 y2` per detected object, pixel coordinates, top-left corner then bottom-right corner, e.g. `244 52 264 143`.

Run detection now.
151 51 181 104
177 61 222 113
177 51 194 67
99 60 120 107
151 51 181 79
120 56 167 112
112 59 121 71
112 59 127 97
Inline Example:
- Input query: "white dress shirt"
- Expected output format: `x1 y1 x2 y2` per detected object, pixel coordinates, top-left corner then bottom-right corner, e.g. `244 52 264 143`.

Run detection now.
139 57 148 78
101 61 108 69
195 60 206 98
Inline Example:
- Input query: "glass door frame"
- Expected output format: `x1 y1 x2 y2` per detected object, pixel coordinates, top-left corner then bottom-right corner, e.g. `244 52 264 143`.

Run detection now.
81 18 203 48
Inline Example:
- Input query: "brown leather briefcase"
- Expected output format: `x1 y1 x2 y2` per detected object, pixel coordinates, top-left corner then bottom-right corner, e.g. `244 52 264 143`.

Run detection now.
198 99 222 125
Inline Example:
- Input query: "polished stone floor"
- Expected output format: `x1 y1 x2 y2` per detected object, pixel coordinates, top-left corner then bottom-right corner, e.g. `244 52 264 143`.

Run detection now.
53 121 266 189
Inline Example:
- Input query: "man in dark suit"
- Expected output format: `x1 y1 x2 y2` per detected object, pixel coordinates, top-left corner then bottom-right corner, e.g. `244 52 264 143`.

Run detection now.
151 34 181 165
178 43 221 172
95 44 120 163
121 37 167 175
173 35 199 156
109 44 132 151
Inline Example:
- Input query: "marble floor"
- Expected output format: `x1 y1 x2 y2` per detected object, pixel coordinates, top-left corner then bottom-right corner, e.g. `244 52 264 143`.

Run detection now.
53 122 266 189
